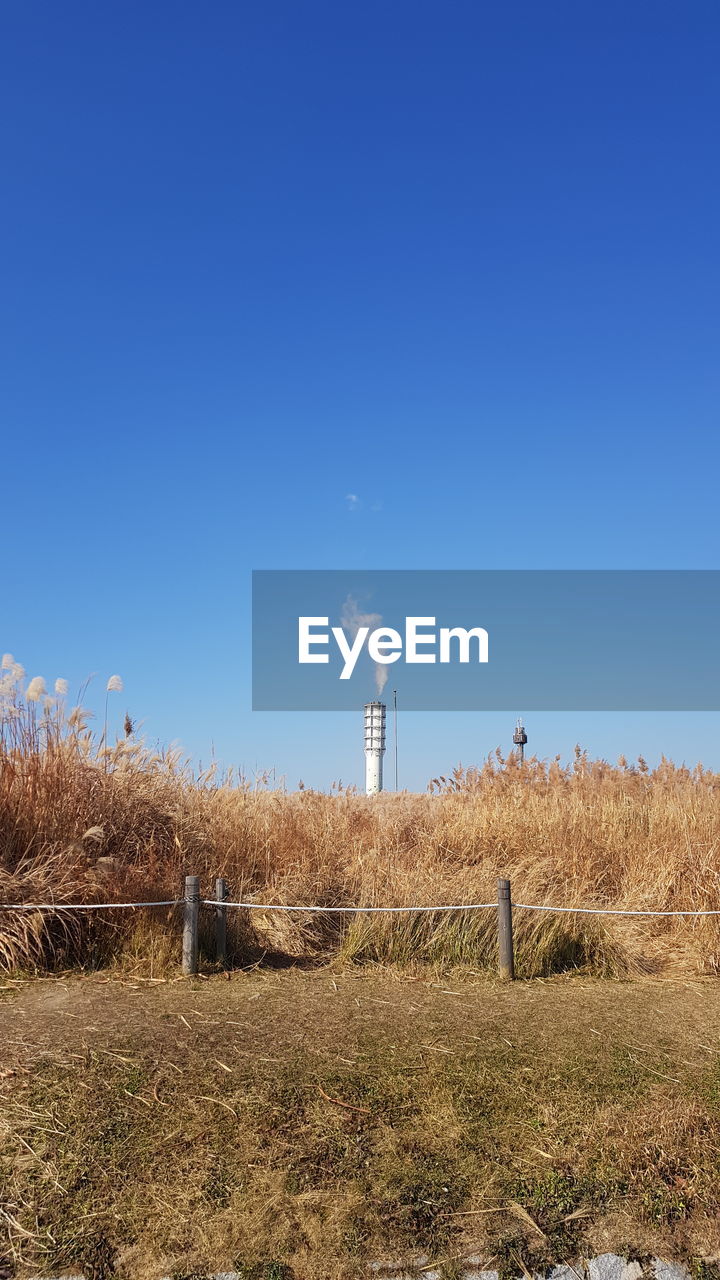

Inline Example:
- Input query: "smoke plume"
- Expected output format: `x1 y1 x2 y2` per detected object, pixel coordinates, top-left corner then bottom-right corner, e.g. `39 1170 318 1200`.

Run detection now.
339 594 388 695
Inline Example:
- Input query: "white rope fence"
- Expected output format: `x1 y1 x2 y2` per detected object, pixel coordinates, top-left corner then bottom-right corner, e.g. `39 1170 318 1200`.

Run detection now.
3 875 720 979
512 902 720 917
0 900 180 911
4 896 717 916
201 899 497 913
2 899 720 917
202 899 720 918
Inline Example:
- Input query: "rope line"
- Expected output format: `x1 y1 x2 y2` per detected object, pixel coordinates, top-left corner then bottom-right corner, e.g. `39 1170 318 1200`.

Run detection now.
512 902 720 917
1 898 719 918
204 899 720 918
202 899 497 913
203 899 720 917
0 900 180 912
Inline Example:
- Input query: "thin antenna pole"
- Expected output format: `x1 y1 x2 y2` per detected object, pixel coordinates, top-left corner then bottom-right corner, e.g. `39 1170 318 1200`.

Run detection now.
513 717 528 764
393 689 398 791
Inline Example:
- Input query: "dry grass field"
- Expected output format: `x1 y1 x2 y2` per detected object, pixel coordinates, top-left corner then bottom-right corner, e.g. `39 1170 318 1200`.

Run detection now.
4 663 720 1276
2 658 720 977
4 971 720 1279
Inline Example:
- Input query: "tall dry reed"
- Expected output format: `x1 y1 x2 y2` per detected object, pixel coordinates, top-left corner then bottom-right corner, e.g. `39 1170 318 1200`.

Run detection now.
2 658 720 974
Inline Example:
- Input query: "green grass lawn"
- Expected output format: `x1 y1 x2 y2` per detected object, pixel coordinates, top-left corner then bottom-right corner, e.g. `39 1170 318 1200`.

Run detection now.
3 969 720 1280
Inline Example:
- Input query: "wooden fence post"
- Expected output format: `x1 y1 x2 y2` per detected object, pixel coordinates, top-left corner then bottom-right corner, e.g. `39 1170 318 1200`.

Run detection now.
215 876 227 968
497 877 515 981
182 874 200 975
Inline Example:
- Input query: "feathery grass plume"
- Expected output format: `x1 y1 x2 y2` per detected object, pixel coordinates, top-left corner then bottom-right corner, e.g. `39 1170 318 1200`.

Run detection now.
54 678 68 696
106 674 123 692
26 676 47 702
68 704 92 730
2 656 25 681
81 825 105 843
0 671 17 700
2 653 25 683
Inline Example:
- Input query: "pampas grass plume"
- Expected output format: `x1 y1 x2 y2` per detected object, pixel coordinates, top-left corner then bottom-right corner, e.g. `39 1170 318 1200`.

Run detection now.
106 675 123 693
2 654 24 679
26 677 47 703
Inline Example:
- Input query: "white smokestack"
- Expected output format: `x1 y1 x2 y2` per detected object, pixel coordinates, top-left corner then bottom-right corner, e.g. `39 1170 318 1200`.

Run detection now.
364 701 386 795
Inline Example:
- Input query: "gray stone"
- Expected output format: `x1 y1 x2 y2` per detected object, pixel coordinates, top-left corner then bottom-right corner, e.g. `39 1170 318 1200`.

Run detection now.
653 1262 691 1280
584 1255 645 1280
588 1255 632 1280
549 1265 588 1280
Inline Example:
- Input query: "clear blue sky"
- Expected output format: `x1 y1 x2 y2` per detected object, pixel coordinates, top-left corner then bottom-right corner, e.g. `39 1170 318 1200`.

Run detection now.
2 1 719 789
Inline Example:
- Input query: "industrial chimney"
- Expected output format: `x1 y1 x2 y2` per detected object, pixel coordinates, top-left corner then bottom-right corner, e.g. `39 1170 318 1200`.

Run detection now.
364 701 386 795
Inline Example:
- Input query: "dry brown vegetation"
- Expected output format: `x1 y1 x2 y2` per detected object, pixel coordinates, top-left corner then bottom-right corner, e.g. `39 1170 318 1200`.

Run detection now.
4 971 720 1279
4 662 720 1277
2 658 720 976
